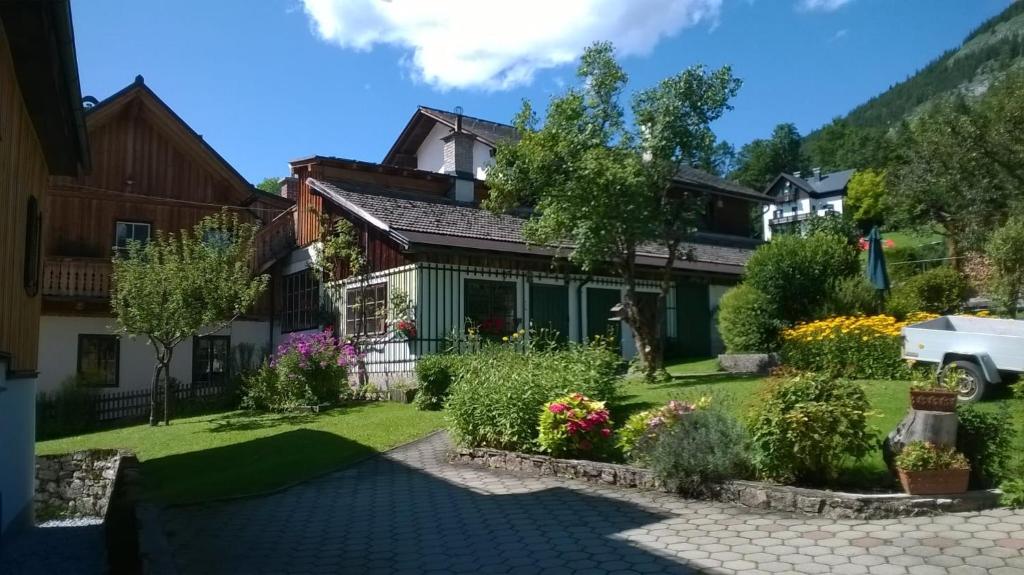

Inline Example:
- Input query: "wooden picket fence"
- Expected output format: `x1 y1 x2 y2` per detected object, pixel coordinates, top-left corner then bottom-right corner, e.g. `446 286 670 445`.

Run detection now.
37 383 237 440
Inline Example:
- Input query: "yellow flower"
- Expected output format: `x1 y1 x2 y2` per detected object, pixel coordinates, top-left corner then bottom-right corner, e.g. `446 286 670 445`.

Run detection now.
502 336 509 342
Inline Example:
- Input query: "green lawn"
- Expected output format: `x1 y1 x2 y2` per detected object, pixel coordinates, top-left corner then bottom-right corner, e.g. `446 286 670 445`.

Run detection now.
664 357 721 376
37 402 444 505
614 375 1023 490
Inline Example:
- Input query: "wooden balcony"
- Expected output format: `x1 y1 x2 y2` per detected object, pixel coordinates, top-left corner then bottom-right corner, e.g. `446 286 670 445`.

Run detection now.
254 213 296 272
43 257 112 299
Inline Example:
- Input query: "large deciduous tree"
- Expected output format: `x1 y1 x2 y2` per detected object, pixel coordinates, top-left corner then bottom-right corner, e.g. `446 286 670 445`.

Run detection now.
112 212 268 425
730 123 807 191
485 42 740 381
845 168 889 231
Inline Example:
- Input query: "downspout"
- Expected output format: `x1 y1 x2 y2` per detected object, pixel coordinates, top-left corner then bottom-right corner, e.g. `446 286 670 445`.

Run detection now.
576 276 592 343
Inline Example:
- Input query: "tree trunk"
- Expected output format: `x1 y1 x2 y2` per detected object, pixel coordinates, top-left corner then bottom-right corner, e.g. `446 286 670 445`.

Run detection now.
162 348 174 425
148 361 163 427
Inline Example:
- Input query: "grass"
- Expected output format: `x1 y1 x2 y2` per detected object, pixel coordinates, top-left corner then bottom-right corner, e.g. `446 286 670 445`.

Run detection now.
614 375 1024 490
664 357 721 376
37 402 444 505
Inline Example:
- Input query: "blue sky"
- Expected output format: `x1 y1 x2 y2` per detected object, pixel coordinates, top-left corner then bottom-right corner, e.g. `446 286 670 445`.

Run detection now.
72 0 1013 183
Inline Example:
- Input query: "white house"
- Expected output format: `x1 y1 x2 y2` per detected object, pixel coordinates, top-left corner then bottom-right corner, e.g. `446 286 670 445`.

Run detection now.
761 168 855 240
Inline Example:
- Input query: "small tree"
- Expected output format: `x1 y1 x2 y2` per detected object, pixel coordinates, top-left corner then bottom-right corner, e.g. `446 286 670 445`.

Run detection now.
845 169 888 231
986 217 1024 318
486 42 740 381
256 177 282 195
112 211 268 425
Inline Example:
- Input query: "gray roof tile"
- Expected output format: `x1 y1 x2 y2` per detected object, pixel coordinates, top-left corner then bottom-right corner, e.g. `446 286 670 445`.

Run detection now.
312 178 756 268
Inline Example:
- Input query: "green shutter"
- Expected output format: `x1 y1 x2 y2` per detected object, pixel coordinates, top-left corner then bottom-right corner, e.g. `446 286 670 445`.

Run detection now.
529 284 569 343
675 281 711 358
586 287 622 349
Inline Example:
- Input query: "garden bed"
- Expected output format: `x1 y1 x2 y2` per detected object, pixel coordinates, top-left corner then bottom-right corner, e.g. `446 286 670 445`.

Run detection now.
449 446 1004 519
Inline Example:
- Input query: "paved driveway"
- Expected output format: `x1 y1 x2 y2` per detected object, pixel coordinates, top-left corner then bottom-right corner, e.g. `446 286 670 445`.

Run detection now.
163 433 1024 575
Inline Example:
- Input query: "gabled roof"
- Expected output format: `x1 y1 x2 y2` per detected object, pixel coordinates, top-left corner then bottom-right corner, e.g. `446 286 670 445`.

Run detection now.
308 177 756 273
84 76 278 208
382 106 518 167
765 169 856 199
0 0 89 175
675 166 770 202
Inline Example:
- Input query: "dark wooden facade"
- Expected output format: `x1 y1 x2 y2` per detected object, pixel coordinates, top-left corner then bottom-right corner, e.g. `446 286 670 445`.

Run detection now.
43 79 293 312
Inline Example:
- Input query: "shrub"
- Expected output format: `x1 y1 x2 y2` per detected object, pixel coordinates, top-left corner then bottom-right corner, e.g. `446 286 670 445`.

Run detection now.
1002 478 1024 508
780 313 937 379
718 285 782 353
414 354 462 411
887 266 969 318
986 216 1024 317
240 330 358 411
537 393 613 457
642 406 751 495
617 399 708 462
895 441 970 472
956 405 1015 488
744 233 860 323
445 342 621 451
748 373 876 485
822 276 882 317
885 243 946 283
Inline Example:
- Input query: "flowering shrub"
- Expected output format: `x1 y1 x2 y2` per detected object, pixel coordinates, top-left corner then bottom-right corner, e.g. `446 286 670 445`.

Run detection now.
781 312 937 379
241 329 359 411
617 399 709 462
393 318 417 339
895 441 970 472
748 373 876 485
537 393 613 457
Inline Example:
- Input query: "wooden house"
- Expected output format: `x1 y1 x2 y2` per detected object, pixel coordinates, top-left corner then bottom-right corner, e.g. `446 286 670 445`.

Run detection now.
36 76 293 395
0 0 89 535
274 107 768 387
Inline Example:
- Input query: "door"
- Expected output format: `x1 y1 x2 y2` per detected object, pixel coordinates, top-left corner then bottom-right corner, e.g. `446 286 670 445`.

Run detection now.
529 283 569 343
676 281 711 358
586 287 622 349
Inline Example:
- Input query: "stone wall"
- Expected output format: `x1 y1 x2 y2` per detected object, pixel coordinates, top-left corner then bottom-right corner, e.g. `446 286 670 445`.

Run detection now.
449 447 1003 519
717 353 778 374
35 450 127 520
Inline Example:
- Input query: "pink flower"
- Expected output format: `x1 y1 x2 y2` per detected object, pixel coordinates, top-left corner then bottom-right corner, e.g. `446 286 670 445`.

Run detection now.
600 428 612 438
548 403 567 414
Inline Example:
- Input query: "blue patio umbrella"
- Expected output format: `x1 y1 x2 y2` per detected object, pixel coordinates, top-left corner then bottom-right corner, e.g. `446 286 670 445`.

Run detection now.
866 226 891 293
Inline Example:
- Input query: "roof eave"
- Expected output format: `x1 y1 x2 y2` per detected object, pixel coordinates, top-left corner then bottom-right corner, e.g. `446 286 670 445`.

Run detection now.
307 178 412 250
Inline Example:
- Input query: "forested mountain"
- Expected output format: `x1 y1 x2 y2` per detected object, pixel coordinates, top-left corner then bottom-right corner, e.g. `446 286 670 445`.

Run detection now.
802 1 1024 170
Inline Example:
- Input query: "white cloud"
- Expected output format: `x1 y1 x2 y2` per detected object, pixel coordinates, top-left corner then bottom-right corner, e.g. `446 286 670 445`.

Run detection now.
798 0 853 11
301 0 722 91
831 28 849 41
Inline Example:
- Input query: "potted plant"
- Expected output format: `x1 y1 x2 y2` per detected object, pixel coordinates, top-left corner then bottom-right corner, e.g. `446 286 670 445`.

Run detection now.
909 366 960 412
895 441 970 495
389 289 417 340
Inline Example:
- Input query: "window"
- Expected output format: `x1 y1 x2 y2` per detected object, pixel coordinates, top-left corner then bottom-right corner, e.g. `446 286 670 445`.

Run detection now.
773 209 784 219
115 221 151 250
24 195 41 296
77 334 120 387
464 279 517 337
193 335 230 386
282 269 319 332
345 283 387 336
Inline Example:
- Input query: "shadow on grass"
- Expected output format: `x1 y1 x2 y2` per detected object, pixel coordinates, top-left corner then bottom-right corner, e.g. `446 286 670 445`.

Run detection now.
207 410 320 433
143 428 377 505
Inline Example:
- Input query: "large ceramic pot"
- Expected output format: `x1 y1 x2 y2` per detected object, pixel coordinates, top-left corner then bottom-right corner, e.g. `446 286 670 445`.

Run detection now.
909 389 958 413
897 468 969 495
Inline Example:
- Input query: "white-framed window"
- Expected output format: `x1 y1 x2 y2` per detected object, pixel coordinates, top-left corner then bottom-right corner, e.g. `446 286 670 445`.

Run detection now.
115 221 151 250
345 282 388 336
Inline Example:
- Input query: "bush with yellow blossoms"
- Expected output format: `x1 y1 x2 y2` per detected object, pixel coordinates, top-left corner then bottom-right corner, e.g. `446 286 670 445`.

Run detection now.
781 312 938 379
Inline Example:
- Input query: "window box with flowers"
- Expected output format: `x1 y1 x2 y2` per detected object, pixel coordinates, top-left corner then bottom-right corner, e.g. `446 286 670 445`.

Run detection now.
388 288 417 340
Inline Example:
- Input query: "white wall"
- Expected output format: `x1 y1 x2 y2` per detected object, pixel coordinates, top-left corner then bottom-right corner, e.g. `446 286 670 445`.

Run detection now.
763 196 844 241
37 316 271 394
415 122 495 178
0 363 35 535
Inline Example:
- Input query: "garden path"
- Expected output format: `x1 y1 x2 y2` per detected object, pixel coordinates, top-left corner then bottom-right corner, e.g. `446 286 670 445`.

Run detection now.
163 432 1024 575
0 517 106 575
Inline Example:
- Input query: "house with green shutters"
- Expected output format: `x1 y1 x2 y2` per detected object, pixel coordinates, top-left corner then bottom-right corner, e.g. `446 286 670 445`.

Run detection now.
273 107 768 385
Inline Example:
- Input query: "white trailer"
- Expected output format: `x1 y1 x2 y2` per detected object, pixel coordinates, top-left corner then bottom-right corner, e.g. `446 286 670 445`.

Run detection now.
902 315 1024 402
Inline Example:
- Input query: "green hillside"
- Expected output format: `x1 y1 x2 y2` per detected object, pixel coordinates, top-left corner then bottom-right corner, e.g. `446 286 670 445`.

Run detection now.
803 2 1024 169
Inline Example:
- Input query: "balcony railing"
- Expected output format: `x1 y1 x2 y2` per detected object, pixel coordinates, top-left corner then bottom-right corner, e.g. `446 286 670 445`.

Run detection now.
43 257 112 299
254 213 296 272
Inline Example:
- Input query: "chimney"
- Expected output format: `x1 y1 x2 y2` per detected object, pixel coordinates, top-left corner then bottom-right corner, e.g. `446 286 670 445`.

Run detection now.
813 167 822 181
441 106 475 202
279 176 299 201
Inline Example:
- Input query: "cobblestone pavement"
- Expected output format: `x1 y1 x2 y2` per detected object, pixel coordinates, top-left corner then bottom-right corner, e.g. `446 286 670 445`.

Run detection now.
0 517 106 575
163 432 1024 575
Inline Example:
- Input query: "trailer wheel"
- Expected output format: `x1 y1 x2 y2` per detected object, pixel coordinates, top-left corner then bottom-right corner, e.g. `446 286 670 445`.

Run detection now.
941 360 987 403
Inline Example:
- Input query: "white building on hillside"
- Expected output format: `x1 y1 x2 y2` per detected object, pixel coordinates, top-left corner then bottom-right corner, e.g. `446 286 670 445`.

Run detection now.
761 168 855 240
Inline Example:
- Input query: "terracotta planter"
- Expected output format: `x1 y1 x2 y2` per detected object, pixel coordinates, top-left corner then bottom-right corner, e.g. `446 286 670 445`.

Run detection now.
910 389 957 412
897 468 969 495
